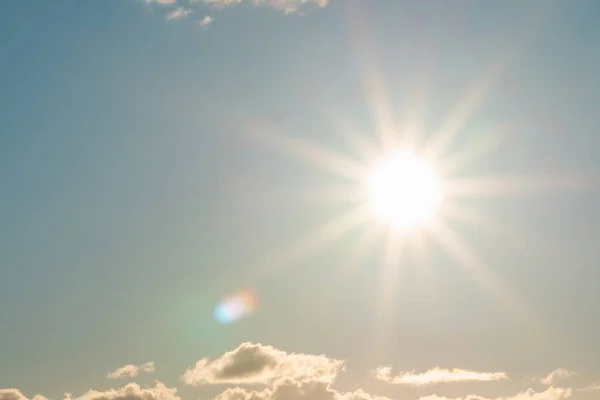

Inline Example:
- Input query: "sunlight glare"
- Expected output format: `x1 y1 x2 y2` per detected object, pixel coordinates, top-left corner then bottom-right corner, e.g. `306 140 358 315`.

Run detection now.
367 149 443 231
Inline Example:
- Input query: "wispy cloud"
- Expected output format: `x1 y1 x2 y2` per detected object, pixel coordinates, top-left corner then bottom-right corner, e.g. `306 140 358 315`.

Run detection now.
107 362 155 379
374 366 509 386
541 369 577 386
181 342 344 385
167 7 193 20
195 0 329 14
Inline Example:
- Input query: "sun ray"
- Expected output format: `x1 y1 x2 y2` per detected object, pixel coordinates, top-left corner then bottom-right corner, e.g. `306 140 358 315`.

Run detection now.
240 117 367 182
340 224 384 274
424 5 557 162
232 181 364 208
307 226 384 329
439 126 507 177
428 219 545 330
347 5 396 152
424 61 507 162
445 173 596 198
372 230 407 359
327 108 381 163
394 34 437 150
246 205 371 284
441 200 522 240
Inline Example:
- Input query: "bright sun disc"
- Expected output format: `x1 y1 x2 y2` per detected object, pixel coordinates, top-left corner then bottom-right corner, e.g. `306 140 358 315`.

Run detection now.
367 149 443 230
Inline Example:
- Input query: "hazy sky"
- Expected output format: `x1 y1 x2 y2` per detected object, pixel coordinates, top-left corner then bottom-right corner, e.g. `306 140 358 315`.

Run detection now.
1 1 600 400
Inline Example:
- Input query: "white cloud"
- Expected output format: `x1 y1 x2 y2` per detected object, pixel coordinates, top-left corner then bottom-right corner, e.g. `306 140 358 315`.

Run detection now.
199 15 214 26
0 390 47 400
541 369 576 386
418 386 572 400
107 362 155 379
374 366 509 386
196 0 329 14
182 342 344 386
167 7 193 20
66 383 179 400
213 378 391 400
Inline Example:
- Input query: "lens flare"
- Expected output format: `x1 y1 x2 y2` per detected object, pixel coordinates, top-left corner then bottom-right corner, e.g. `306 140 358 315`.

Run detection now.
213 290 258 325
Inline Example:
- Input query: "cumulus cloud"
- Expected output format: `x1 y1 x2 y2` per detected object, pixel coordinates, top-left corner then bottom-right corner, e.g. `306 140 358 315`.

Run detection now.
374 366 509 386
213 378 391 400
0 390 47 400
196 0 329 14
107 362 155 379
182 342 344 386
66 383 179 400
167 7 193 19
418 386 572 400
540 369 576 386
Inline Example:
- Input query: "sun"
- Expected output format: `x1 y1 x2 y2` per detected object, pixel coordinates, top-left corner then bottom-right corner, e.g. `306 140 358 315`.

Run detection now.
366 149 443 231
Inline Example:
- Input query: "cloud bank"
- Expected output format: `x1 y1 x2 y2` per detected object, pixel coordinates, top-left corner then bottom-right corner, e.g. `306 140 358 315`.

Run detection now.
374 367 509 386
182 342 344 385
107 362 155 379
2 344 597 400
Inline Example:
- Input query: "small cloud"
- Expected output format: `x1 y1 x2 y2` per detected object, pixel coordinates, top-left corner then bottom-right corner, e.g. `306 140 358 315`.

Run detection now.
167 7 193 20
107 362 155 379
67 383 179 400
146 0 177 4
374 366 509 386
181 342 344 386
197 0 329 14
199 15 213 27
541 369 576 386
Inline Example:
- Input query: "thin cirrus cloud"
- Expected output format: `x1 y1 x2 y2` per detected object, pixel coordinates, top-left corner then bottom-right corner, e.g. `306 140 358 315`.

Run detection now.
541 369 577 386
374 366 509 386
181 342 344 386
106 361 155 379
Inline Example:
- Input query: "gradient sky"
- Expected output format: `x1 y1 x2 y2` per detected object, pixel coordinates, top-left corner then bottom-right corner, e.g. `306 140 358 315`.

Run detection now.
2 1 600 400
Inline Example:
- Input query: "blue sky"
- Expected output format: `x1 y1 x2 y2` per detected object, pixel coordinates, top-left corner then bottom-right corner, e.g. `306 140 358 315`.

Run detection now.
1 1 600 400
